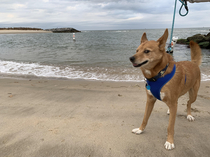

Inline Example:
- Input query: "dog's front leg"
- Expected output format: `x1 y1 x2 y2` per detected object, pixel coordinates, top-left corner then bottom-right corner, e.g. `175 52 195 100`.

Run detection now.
132 92 156 134
164 103 177 150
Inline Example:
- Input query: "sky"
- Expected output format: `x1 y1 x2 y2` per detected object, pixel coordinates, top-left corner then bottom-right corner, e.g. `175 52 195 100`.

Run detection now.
0 0 210 30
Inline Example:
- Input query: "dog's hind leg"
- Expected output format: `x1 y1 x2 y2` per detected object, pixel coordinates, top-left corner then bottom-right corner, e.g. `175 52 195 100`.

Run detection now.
187 79 200 121
132 92 156 134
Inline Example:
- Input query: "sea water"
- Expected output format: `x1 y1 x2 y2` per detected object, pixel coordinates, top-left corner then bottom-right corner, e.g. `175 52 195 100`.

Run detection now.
0 28 210 82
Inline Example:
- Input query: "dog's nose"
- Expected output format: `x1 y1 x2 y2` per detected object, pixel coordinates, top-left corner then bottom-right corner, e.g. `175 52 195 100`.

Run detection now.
129 56 135 62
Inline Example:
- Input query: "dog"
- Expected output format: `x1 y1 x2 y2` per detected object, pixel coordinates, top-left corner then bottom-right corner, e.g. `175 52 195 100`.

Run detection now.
129 29 201 150
170 36 178 53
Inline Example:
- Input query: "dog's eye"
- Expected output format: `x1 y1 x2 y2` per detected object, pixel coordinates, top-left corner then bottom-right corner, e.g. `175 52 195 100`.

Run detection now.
136 50 139 53
144 50 150 54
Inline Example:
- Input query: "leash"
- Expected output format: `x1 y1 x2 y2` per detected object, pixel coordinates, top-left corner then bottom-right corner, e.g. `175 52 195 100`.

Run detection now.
167 0 189 53
179 0 189 16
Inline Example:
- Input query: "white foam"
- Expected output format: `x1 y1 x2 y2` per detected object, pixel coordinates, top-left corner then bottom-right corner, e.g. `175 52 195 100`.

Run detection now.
1 60 209 82
0 60 144 82
201 73 210 81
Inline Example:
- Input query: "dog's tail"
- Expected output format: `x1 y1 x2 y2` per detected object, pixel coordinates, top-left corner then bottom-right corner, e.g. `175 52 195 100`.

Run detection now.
190 41 202 66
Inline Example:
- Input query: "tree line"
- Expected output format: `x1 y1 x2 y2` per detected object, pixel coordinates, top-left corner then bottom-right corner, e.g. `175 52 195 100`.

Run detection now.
0 27 43 30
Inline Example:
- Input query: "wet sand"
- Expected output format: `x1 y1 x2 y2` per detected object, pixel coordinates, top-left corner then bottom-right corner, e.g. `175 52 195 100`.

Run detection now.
0 78 209 157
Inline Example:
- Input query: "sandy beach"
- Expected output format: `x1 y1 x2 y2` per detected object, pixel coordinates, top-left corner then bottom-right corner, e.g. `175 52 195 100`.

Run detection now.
0 30 52 34
0 78 209 157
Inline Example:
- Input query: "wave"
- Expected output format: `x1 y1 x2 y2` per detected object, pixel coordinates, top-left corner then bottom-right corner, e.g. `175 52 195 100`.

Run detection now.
0 60 209 82
0 60 143 82
105 30 128 33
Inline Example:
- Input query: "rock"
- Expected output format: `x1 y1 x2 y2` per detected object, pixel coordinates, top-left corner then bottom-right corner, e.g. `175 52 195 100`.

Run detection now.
205 35 210 41
177 39 188 44
45 27 81 33
206 32 210 37
198 41 210 49
187 34 205 43
176 32 210 49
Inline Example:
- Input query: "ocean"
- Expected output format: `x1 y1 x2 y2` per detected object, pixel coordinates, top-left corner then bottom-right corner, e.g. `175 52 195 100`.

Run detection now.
0 28 210 82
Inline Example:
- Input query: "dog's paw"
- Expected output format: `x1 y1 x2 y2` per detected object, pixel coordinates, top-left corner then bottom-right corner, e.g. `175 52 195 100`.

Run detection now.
164 141 175 150
132 128 143 134
167 109 170 115
187 115 195 121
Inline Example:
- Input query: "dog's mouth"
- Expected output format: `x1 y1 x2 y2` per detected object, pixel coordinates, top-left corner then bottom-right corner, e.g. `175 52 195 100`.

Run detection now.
133 60 149 67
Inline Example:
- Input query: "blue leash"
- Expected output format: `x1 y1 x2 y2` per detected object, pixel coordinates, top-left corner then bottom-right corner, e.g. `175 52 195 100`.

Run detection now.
167 0 189 53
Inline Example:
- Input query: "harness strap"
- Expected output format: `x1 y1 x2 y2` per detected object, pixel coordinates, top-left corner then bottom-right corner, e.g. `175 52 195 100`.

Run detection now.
147 63 169 82
146 64 176 101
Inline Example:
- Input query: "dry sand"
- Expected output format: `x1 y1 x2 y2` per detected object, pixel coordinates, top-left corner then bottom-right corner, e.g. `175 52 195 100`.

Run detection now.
0 78 209 157
0 30 52 34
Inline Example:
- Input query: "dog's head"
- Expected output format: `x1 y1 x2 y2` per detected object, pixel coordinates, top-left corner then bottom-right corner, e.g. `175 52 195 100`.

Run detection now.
129 29 168 70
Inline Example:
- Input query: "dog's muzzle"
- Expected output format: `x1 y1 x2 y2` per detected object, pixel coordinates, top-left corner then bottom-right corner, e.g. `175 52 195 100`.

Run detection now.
129 56 135 62
129 56 148 67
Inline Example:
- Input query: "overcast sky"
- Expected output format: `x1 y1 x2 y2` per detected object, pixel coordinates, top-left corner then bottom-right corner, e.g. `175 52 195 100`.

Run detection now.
0 0 210 30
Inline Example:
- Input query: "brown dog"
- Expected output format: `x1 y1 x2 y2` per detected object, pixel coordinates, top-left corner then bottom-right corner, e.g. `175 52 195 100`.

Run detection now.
129 29 201 150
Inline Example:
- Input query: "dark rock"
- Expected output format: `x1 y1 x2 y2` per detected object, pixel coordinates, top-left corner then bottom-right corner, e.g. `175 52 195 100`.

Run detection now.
206 32 210 37
198 41 210 49
177 39 188 44
205 35 210 41
187 34 205 43
45 27 81 33
177 32 210 49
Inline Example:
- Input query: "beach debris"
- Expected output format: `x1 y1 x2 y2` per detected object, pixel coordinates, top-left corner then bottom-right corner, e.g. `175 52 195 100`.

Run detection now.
184 108 200 113
135 84 141 88
61 139 65 142
8 94 13 98
198 94 210 100
118 94 122 97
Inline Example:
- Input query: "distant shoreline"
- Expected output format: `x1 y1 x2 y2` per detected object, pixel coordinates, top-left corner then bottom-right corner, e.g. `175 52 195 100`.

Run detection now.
0 30 52 34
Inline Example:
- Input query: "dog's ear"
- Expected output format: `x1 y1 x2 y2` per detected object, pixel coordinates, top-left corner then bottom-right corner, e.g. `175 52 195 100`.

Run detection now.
141 32 148 44
157 29 168 51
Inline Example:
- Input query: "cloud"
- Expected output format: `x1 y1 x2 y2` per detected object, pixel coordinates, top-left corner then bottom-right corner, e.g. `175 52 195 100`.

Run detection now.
0 0 210 30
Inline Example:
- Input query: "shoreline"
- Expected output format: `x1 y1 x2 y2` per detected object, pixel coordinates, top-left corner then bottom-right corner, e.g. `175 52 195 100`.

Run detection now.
0 30 52 34
0 78 210 156
1 74 210 83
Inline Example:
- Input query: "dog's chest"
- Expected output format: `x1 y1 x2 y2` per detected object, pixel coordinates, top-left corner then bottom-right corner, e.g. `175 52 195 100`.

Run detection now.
145 65 176 101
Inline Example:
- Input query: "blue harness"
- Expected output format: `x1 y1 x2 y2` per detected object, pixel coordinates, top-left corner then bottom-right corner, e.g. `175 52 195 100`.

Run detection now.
146 64 176 101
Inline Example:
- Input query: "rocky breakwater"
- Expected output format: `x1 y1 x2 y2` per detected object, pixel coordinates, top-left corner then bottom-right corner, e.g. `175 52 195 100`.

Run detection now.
45 27 81 33
177 32 210 49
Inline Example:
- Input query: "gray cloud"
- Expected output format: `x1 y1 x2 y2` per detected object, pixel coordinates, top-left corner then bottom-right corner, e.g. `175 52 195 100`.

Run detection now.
0 0 210 30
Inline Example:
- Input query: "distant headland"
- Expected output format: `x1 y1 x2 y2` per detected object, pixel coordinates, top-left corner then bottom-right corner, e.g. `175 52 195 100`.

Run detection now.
0 27 43 30
0 27 81 34
45 28 81 33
